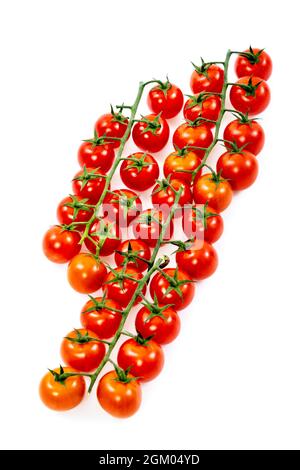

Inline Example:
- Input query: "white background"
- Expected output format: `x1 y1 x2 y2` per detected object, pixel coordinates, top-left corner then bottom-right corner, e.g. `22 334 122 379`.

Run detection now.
1 0 300 450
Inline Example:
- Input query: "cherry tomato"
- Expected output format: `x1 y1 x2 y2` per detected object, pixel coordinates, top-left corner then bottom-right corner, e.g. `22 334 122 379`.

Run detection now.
115 239 151 272
147 81 184 119
84 217 121 256
132 209 174 248
150 268 195 311
193 172 233 212
104 189 142 226
176 240 218 281
183 93 221 127
173 122 213 158
60 329 106 372
95 111 128 148
120 153 159 191
132 114 169 153
235 47 272 81
104 267 146 308
223 117 265 156
216 150 259 190
163 149 201 184
72 167 108 204
39 367 85 411
182 205 224 244
67 253 107 294
135 305 180 345
97 370 142 418
57 195 92 228
230 77 271 116
80 296 123 339
190 63 224 94
118 338 164 382
43 226 81 263
78 141 115 172
151 178 192 218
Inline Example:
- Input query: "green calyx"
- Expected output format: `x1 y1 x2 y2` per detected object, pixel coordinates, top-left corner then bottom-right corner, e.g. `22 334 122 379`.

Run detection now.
159 266 194 299
139 114 162 135
109 360 139 384
110 104 128 123
192 202 219 230
83 129 111 148
239 46 264 65
235 76 262 97
124 153 152 173
64 329 100 344
73 165 105 189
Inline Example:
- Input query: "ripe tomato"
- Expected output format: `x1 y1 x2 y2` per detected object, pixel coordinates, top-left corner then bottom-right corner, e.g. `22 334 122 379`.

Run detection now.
223 117 265 155
104 188 142 226
67 253 107 294
84 217 121 256
115 239 151 272
104 267 146 308
235 47 272 81
183 93 221 127
60 329 106 372
39 367 85 411
150 268 195 311
57 195 92 228
97 370 142 418
132 209 174 248
120 153 159 191
43 226 81 263
163 149 201 184
182 205 224 244
173 122 213 158
230 77 270 116
190 62 224 94
78 141 115 172
193 172 233 212
151 178 193 218
147 81 184 119
176 240 218 281
95 111 128 148
80 296 123 339
72 167 108 204
132 114 169 153
135 305 180 345
216 150 259 190
117 338 164 382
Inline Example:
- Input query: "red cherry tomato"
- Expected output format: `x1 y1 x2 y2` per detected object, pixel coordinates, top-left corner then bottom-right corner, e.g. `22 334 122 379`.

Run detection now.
67 253 107 294
95 111 128 148
173 122 213 158
147 82 184 119
223 117 265 156
84 217 121 256
182 205 224 244
176 240 218 281
132 209 174 248
103 188 142 227
120 153 159 191
230 77 271 116
104 267 146 308
183 93 221 127
115 239 151 272
190 63 224 94
80 296 123 339
151 178 192 218
72 167 108 204
150 268 195 311
132 114 169 153
118 338 164 382
216 150 259 190
43 226 81 263
135 305 180 345
193 172 233 212
235 47 272 81
60 329 106 372
163 149 201 184
78 141 115 172
56 195 92 228
39 367 85 411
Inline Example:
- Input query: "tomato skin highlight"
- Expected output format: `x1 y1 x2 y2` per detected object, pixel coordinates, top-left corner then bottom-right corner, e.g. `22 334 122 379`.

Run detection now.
183 94 221 127
176 241 218 281
60 329 106 372
193 172 233 212
57 195 92 227
115 239 151 273
190 64 224 94
135 306 180 345
67 253 107 294
150 268 195 311
173 122 213 158
95 113 128 149
104 267 146 308
72 168 108 204
230 77 271 116
132 114 169 153
163 150 201 184
39 367 85 411
97 371 142 418
147 83 184 119
235 48 272 81
77 141 115 172
120 153 159 191
223 118 265 156
43 226 81 263
182 206 224 244
118 338 164 382
216 150 259 191
80 297 123 339
132 209 174 248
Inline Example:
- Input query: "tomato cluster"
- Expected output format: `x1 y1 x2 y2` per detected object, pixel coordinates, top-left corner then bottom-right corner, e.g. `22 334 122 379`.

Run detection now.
40 47 271 418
